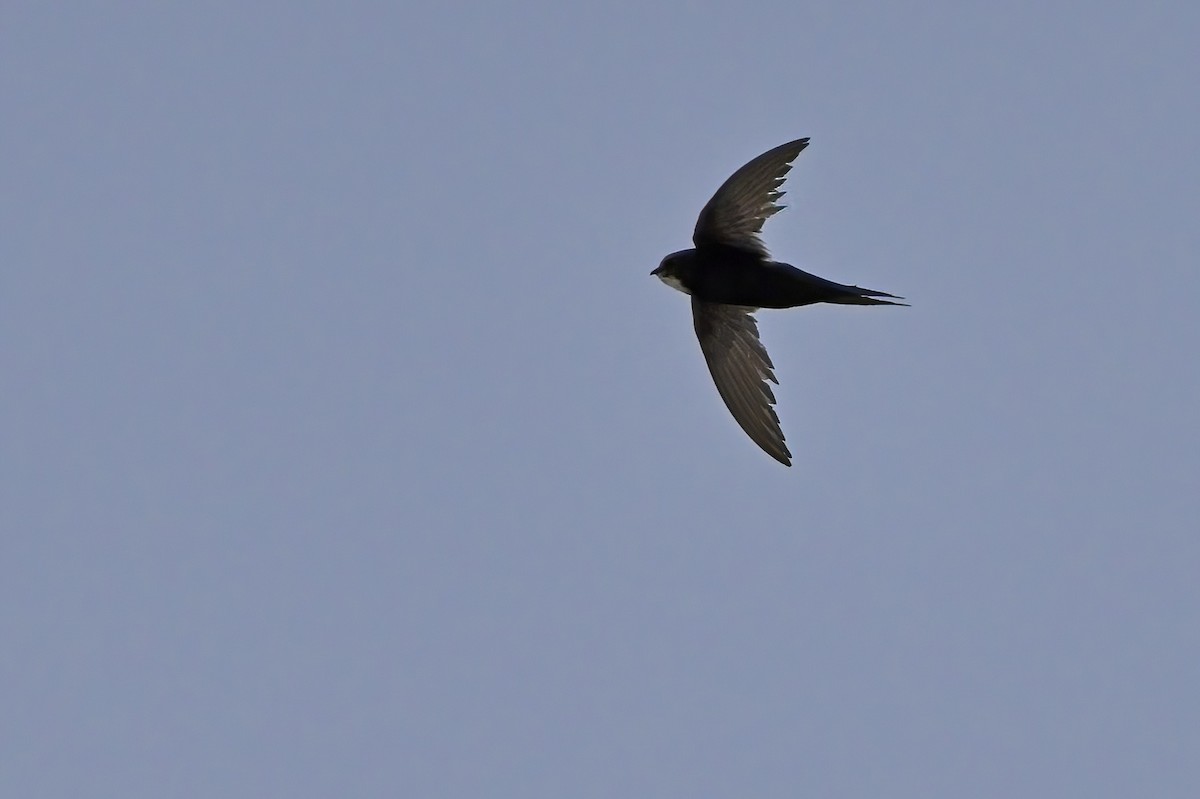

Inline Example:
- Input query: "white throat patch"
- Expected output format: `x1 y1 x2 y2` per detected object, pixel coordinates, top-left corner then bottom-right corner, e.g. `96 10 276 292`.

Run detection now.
657 274 691 295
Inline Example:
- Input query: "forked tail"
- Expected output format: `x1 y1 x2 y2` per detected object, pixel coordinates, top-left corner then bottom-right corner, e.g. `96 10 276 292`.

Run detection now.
828 285 909 306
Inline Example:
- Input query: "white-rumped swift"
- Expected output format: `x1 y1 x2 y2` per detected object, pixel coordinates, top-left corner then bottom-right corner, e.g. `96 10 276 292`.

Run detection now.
653 138 905 466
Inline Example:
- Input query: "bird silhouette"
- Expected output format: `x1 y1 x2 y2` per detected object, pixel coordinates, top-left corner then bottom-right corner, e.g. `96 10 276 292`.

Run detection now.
652 138 905 466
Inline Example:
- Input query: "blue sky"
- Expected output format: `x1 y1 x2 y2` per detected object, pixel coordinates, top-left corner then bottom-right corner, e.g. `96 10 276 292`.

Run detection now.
4 2 1199 796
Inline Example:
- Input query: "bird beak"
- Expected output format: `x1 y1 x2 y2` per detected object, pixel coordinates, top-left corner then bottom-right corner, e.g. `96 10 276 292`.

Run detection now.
650 265 662 276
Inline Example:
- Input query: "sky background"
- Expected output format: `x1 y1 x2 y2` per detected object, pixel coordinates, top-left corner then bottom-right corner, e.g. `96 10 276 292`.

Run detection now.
4 2 1199 796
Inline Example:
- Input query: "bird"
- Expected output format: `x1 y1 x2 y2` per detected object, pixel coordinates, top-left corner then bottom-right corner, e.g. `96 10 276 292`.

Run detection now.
652 137 905 466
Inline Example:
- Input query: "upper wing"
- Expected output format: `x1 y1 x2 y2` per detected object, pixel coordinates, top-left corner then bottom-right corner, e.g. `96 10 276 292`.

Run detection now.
691 299 792 466
692 138 810 257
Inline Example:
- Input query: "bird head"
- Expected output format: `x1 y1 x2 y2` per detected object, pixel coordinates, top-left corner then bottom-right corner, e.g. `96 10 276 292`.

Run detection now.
652 250 693 295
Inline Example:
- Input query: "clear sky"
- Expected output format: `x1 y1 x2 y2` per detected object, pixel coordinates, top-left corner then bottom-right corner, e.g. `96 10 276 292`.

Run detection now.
4 2 1199 797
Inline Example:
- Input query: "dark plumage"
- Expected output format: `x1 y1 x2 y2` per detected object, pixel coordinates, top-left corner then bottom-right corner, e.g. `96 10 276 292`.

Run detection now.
652 138 905 466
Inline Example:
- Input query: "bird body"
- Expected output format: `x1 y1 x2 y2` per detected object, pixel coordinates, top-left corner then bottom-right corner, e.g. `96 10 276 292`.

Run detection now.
657 245 899 309
652 138 904 466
